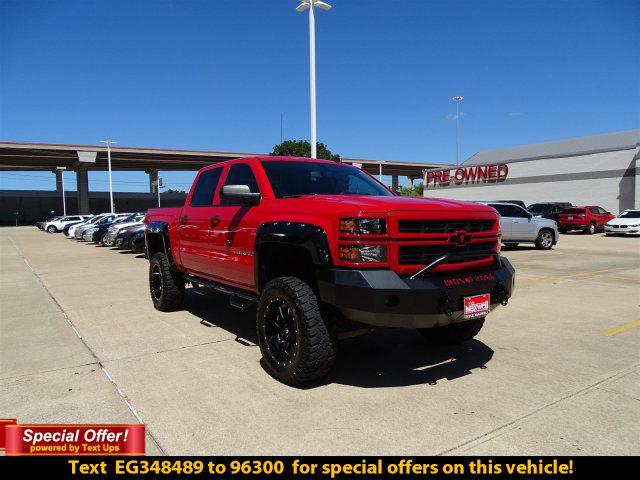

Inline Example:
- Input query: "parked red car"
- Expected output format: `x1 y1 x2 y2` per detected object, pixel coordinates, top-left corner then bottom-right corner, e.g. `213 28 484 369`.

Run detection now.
558 206 615 234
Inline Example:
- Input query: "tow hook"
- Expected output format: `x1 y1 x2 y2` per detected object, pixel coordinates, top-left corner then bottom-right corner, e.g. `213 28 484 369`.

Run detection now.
439 293 454 317
497 282 509 306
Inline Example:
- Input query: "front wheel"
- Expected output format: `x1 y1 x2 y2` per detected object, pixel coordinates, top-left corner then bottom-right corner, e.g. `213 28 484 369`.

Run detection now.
585 223 596 235
46 225 57 233
535 229 554 250
257 277 336 385
101 235 114 247
149 252 185 311
418 318 485 345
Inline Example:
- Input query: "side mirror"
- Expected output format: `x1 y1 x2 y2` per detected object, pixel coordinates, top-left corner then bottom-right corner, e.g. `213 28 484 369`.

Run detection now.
221 185 261 205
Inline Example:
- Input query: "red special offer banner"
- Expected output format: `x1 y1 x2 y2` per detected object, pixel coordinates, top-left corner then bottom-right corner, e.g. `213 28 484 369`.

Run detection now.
0 419 18 449
4 424 145 456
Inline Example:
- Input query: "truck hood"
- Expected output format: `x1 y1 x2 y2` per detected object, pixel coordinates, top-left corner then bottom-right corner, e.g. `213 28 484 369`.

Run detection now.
286 195 493 212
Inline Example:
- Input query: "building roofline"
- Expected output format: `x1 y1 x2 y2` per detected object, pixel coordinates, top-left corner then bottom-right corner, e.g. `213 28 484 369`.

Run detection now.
462 129 640 166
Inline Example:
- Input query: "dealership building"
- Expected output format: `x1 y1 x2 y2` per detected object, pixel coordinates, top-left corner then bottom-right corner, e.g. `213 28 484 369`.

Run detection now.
423 129 640 214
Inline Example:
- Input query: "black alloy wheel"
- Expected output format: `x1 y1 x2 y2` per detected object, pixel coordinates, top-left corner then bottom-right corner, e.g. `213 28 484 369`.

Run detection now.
257 277 335 385
150 262 163 302
263 298 299 365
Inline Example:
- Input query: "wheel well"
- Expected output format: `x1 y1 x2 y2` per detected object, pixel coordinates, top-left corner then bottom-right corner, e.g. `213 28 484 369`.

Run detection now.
257 243 317 293
146 233 165 258
539 227 554 236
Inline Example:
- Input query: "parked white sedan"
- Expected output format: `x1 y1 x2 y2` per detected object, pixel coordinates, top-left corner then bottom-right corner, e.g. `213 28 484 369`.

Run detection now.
605 210 640 236
43 215 92 233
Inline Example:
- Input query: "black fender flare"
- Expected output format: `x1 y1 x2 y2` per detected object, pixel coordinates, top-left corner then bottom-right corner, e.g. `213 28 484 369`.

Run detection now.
254 221 332 291
145 221 173 262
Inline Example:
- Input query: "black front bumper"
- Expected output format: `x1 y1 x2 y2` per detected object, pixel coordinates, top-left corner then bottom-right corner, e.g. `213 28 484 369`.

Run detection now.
317 258 515 329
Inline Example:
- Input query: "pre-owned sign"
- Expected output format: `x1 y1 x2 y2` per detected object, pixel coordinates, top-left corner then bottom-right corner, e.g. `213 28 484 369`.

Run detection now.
425 163 509 188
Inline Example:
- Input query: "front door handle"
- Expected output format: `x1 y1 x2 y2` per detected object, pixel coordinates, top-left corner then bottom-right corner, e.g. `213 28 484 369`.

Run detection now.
210 216 221 227
179 215 189 223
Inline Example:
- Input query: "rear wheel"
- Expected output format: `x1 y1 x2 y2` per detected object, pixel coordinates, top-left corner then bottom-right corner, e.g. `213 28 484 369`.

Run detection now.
149 252 185 311
418 318 485 345
534 229 554 250
257 277 335 385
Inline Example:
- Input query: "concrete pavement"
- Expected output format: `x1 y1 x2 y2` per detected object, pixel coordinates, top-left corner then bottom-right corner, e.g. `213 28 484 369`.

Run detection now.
1 227 638 455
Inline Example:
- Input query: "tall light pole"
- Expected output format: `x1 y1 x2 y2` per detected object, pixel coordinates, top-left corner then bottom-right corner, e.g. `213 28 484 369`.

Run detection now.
153 177 163 208
296 0 332 159
100 140 117 213
452 96 463 165
56 167 67 216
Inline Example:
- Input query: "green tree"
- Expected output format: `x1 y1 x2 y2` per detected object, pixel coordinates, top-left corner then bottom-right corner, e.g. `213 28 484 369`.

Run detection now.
400 182 424 197
270 140 340 161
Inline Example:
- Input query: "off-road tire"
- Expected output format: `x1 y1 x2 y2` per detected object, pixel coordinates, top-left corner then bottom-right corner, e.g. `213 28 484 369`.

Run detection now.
534 229 554 250
585 223 596 235
418 318 485 345
149 252 185 311
257 276 336 385
46 225 57 233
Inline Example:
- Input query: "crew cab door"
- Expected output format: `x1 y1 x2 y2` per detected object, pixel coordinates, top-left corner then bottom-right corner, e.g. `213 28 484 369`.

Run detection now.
177 167 224 276
209 162 263 289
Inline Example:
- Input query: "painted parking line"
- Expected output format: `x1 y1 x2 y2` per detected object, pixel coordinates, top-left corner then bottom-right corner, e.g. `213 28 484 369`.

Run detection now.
602 320 640 337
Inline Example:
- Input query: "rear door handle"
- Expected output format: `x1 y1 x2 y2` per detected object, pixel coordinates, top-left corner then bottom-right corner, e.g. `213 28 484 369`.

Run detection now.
210 216 221 227
180 215 189 223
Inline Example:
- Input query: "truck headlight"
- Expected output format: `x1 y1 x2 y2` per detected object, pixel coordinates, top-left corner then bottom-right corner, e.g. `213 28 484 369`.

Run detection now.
339 245 387 263
339 218 386 235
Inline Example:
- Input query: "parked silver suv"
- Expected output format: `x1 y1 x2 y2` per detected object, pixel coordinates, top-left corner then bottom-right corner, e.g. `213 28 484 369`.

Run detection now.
482 202 559 250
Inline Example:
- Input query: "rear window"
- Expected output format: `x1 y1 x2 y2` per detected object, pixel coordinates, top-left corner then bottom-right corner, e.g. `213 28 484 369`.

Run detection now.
190 168 223 207
563 208 585 214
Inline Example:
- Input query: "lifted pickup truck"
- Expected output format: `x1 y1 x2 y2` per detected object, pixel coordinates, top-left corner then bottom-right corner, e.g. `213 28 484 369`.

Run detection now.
145 157 515 385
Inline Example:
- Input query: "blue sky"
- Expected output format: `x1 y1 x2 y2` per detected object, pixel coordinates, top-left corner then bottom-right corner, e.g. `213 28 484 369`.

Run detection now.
1 0 638 192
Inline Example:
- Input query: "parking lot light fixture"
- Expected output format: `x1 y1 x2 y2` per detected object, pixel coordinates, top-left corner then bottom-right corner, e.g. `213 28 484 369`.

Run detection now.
452 96 464 165
295 0 332 159
100 140 117 213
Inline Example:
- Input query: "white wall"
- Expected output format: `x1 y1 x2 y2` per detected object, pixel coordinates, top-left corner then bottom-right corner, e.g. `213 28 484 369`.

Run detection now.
423 148 639 214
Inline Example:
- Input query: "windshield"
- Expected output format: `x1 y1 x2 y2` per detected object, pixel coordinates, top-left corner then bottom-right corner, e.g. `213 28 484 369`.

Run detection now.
528 203 553 213
261 161 392 198
619 210 640 218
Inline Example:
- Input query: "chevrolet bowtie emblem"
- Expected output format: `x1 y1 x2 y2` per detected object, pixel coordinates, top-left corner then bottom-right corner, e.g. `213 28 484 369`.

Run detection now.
450 231 470 246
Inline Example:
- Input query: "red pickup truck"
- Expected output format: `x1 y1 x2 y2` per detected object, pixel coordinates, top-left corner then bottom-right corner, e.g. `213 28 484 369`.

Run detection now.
145 157 515 385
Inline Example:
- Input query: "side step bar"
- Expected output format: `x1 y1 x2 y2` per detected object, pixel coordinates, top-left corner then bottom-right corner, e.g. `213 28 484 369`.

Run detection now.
183 275 258 309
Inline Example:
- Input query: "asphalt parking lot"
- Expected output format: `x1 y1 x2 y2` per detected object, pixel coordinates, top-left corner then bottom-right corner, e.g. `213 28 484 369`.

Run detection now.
1 227 639 455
